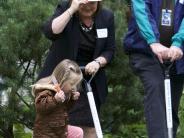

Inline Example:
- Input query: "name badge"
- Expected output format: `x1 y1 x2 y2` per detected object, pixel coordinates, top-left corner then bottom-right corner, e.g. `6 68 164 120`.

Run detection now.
161 9 172 26
179 0 184 4
97 29 108 38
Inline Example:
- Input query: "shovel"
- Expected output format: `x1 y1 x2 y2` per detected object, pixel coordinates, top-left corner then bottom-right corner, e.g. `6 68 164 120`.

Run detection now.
80 66 103 138
163 61 173 138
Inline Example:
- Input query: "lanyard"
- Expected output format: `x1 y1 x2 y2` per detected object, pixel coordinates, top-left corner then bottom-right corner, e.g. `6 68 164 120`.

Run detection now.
165 0 169 10
159 0 175 47
163 0 175 11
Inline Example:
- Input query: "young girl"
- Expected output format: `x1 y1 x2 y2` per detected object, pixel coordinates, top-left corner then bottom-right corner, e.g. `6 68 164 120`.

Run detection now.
32 59 83 138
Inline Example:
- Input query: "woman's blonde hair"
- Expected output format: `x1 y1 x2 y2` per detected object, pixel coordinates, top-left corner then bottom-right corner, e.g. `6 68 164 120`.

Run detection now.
52 59 83 86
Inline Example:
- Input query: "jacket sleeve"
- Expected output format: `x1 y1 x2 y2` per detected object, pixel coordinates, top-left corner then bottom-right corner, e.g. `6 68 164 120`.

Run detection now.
131 0 159 45
35 90 58 114
42 1 69 40
100 12 115 63
172 18 184 47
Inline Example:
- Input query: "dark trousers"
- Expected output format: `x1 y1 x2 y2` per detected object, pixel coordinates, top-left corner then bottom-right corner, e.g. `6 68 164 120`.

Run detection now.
129 53 184 138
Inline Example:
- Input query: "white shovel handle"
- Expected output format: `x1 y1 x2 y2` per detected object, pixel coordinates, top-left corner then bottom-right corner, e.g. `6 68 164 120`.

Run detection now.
87 92 103 138
164 79 173 138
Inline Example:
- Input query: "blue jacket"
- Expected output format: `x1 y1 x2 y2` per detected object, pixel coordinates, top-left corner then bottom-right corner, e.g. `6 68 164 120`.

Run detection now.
124 0 184 74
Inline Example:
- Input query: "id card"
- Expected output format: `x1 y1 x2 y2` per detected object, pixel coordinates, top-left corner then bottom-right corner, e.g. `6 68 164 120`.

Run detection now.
179 0 184 4
96 28 108 38
161 9 172 26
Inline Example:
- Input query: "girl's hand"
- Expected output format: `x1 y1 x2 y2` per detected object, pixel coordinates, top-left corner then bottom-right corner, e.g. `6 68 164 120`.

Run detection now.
55 90 65 102
54 85 65 102
54 84 61 92
72 91 80 100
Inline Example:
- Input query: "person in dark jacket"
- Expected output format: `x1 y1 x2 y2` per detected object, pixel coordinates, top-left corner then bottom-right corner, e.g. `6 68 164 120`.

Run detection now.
39 0 115 137
32 59 83 138
124 0 184 138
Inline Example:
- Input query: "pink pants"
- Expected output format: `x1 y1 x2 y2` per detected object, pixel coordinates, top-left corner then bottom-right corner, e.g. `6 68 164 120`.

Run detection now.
67 125 83 138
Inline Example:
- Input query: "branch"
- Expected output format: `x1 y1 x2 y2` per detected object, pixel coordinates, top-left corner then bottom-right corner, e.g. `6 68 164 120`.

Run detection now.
16 119 33 130
17 58 25 68
32 60 37 80
19 60 31 84
14 60 32 109
15 92 31 109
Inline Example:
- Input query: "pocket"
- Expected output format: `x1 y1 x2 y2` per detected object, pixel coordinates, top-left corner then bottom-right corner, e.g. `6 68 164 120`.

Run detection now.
129 54 140 73
129 53 157 72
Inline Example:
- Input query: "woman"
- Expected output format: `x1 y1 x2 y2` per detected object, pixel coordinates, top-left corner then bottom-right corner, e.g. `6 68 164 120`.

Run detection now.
39 0 115 137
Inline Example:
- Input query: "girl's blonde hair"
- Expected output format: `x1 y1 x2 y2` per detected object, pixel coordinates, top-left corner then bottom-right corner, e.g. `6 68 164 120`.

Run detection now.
51 59 83 86
32 59 82 96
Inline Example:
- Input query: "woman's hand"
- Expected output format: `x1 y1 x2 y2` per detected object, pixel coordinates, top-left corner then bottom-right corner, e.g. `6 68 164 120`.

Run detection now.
85 61 100 75
69 0 88 14
168 46 183 62
72 91 80 100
